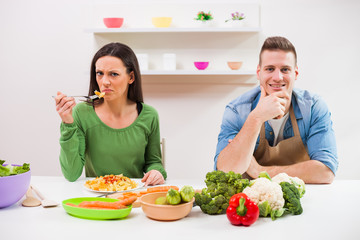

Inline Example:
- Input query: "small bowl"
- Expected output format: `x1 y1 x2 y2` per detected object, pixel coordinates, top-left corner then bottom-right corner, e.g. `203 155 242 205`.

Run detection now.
227 61 243 70
0 165 31 208
152 17 172 28
140 192 194 221
103 18 124 28
194 61 209 70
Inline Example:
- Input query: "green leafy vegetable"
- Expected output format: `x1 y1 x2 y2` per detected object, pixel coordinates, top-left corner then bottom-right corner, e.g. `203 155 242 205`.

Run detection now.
0 159 30 177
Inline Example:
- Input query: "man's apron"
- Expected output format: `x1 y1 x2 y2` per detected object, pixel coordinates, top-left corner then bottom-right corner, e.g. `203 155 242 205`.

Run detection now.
243 105 310 179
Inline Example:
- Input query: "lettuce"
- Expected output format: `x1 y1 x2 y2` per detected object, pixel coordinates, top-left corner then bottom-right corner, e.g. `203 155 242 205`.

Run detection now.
0 159 30 177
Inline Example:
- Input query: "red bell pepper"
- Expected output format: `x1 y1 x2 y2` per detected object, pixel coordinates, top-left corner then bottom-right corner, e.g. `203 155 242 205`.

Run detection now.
226 193 259 226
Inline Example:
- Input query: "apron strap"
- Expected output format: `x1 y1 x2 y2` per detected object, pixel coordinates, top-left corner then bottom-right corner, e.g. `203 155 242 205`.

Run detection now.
289 105 301 137
259 122 266 139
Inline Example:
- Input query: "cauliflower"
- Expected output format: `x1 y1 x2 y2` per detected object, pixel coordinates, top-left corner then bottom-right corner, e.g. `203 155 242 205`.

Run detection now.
243 178 284 210
243 177 285 220
272 173 306 198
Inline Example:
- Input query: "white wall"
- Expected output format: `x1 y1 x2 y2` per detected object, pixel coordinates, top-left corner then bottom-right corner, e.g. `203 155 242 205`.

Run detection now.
1 0 359 180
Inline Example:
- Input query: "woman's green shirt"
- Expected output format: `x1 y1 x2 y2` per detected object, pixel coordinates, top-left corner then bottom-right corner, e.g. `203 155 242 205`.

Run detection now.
59 102 166 182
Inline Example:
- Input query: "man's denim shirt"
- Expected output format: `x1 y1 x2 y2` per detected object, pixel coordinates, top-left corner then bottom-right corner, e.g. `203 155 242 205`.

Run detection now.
214 86 338 175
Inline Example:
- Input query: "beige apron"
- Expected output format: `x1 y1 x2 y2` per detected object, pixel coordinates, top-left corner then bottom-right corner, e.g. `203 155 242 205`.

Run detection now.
243 105 310 179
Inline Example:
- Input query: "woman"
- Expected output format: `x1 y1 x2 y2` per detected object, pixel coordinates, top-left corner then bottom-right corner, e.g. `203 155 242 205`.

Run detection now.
55 42 166 186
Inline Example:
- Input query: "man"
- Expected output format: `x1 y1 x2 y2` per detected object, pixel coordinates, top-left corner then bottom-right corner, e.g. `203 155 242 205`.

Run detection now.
214 36 337 184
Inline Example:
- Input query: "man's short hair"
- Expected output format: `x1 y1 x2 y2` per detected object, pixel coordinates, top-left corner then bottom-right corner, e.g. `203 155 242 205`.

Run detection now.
259 36 297 65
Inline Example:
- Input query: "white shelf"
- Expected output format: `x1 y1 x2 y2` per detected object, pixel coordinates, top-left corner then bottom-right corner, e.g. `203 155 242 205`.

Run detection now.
86 25 260 84
85 27 261 34
141 70 256 76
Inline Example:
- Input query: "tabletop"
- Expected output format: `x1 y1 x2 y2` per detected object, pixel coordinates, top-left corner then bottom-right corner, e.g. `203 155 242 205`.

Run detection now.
1 176 360 240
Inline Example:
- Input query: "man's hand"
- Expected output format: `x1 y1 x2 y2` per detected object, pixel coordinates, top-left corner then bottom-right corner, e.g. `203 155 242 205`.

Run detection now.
246 157 263 178
246 158 335 184
251 86 290 122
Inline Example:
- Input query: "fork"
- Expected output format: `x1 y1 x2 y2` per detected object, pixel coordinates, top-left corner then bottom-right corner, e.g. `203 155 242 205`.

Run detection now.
96 186 147 198
52 95 99 100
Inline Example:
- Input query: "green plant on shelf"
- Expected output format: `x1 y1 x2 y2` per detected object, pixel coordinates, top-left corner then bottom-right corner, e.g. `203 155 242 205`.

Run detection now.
225 12 245 22
194 11 213 21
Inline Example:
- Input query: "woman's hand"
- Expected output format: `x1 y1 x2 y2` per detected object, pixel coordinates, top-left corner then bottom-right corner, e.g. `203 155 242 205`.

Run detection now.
55 91 76 124
142 170 165 186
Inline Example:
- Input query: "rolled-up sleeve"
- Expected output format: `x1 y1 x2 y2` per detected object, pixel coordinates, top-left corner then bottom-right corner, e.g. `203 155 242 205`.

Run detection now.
306 98 338 174
214 105 245 170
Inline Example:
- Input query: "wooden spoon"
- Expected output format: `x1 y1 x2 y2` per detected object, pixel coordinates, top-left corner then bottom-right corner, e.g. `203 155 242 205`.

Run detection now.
22 187 41 207
31 185 59 208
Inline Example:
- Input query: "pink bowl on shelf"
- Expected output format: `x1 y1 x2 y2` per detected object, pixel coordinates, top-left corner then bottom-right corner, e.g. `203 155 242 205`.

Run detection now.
103 18 124 28
194 61 209 70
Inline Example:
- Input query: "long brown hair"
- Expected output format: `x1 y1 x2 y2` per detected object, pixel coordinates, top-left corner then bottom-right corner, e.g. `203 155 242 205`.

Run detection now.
88 42 143 105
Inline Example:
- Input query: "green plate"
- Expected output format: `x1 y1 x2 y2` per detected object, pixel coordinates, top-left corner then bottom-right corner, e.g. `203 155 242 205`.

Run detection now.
62 197 132 220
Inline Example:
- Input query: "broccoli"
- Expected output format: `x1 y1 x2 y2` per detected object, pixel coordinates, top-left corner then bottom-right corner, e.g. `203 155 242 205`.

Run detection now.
205 170 227 184
280 182 303 215
272 172 306 198
195 170 249 215
195 193 228 215
226 170 244 183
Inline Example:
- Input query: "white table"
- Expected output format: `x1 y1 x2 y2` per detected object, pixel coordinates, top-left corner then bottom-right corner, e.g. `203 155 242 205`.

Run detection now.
1 177 360 240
